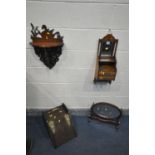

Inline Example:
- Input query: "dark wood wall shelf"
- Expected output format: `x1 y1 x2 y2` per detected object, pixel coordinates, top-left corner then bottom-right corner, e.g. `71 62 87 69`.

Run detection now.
30 24 64 69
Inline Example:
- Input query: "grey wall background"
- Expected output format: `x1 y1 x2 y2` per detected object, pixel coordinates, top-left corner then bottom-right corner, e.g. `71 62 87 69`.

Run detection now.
26 0 129 109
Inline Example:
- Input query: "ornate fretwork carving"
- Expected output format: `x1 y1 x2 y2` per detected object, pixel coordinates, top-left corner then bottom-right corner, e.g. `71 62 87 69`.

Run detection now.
30 23 64 69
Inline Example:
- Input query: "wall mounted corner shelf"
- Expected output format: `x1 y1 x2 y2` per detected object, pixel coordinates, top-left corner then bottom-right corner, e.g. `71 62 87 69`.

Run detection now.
30 23 64 69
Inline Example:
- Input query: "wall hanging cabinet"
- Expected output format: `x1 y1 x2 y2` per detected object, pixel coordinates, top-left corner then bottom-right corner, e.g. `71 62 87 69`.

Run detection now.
94 33 118 83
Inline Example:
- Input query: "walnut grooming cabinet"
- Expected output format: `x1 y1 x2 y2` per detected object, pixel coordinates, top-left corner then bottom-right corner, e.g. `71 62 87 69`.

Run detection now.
94 34 118 84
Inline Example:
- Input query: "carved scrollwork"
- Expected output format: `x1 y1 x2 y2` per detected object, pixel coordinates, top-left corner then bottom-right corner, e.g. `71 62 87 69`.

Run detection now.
30 23 64 69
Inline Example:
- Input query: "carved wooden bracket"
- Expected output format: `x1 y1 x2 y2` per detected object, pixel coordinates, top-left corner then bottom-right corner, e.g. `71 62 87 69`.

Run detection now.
30 23 64 69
